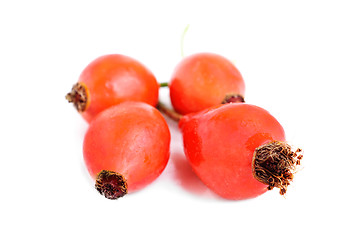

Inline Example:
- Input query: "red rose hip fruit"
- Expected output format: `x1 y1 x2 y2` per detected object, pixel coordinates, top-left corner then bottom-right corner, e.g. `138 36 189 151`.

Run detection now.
83 101 171 199
66 54 159 123
169 52 245 115
179 103 302 200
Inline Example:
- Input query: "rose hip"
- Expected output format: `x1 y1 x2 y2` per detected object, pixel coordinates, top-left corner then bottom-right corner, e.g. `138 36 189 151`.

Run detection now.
169 52 245 115
66 54 159 123
83 101 171 199
179 103 302 200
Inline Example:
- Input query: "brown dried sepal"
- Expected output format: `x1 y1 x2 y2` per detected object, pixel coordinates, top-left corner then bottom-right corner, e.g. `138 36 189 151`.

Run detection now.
65 82 89 112
252 141 303 195
95 170 128 200
222 93 245 104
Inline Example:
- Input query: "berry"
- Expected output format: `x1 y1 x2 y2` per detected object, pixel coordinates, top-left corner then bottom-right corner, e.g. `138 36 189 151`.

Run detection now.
66 54 159 123
179 103 302 200
169 52 245 115
83 101 171 199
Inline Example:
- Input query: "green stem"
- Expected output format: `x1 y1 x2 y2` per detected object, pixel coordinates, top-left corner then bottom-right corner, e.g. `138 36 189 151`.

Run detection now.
181 24 190 58
159 82 169 88
157 101 183 122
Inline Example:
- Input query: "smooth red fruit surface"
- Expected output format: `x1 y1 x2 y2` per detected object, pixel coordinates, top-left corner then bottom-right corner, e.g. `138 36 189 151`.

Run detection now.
169 53 245 115
72 54 159 122
179 103 285 200
83 101 170 194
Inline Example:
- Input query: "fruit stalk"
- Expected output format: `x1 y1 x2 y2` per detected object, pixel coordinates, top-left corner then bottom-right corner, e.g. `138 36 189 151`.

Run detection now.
159 82 169 87
157 101 183 122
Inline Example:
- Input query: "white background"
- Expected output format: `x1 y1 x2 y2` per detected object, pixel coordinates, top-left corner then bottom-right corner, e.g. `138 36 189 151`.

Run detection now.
1 1 348 239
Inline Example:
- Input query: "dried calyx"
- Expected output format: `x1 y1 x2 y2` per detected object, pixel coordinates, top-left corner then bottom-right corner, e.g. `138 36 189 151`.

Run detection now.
95 170 128 200
221 93 245 104
65 82 89 112
252 141 303 195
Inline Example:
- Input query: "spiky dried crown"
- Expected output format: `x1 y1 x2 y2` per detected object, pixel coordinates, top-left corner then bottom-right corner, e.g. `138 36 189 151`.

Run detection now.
66 82 89 112
95 170 128 200
252 141 303 195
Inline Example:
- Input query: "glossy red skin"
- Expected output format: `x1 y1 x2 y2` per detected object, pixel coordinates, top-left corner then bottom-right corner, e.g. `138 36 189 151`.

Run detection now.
83 101 170 192
170 53 245 115
179 103 285 200
79 54 159 122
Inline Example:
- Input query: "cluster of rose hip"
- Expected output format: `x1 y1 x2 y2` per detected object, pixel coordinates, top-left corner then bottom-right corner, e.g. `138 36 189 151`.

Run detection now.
66 53 303 200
